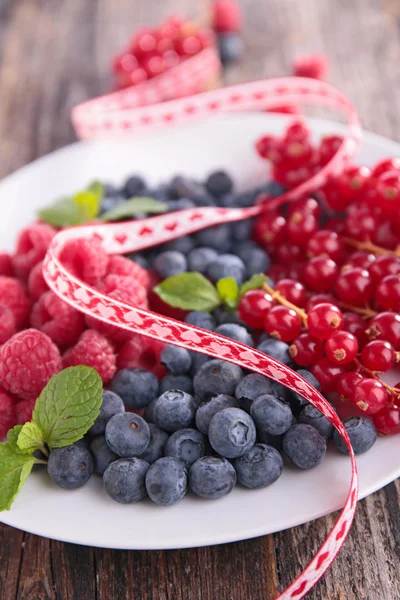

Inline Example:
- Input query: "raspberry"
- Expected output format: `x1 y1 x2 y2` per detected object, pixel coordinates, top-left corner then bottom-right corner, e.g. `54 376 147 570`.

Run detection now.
59 237 109 285
0 276 31 327
16 398 36 425
293 54 329 80
0 329 62 400
106 255 150 288
118 333 166 379
28 260 48 300
0 305 17 344
0 388 17 439
0 252 14 277
30 291 85 348
63 329 117 384
212 0 243 32
12 223 56 280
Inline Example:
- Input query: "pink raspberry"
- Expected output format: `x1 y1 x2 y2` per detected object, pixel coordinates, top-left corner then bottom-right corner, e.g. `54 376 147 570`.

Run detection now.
0 388 17 439
0 253 14 277
30 291 85 348
59 237 109 285
0 276 31 327
107 255 150 288
63 329 117 384
28 260 49 300
212 0 243 32
118 334 166 379
12 223 56 280
0 329 62 400
293 54 329 80
16 397 36 425
0 305 17 344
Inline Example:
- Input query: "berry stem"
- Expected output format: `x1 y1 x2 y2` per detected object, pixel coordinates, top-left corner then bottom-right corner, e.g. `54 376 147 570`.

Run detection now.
262 282 308 325
39 445 49 458
355 359 400 396
337 301 377 318
342 236 400 258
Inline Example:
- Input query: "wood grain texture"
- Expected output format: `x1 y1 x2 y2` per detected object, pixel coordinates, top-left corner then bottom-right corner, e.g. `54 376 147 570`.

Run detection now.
0 1 400 599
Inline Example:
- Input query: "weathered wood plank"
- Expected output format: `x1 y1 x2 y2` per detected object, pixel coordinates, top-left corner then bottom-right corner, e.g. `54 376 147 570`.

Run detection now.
0 523 24 600
16 534 55 600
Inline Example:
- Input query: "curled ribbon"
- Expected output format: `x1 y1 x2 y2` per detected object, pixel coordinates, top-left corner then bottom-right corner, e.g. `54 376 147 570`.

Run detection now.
46 71 363 598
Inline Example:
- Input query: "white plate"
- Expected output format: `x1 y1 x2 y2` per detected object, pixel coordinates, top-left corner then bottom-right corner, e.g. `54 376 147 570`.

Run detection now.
1 113 400 550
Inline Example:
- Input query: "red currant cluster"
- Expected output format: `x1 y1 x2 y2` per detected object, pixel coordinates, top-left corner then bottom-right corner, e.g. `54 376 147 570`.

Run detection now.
242 121 400 434
112 15 214 89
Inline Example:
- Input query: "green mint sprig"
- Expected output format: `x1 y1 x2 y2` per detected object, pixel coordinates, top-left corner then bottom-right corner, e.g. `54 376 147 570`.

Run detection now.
0 366 103 511
99 197 167 222
38 180 104 227
153 272 270 312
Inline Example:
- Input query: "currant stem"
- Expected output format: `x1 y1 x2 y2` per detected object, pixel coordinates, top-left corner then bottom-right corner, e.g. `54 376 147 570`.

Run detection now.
355 359 400 396
262 282 308 325
342 236 400 258
337 302 377 318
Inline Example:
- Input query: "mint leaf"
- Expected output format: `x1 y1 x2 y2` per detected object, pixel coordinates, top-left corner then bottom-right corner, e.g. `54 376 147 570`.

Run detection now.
32 366 103 449
38 197 86 228
239 274 270 298
217 277 239 310
17 422 45 454
87 180 104 200
7 426 24 454
73 191 100 221
154 272 221 312
0 443 36 511
100 197 167 222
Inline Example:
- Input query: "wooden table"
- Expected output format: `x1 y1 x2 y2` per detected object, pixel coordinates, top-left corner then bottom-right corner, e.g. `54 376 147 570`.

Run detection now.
1 1 400 598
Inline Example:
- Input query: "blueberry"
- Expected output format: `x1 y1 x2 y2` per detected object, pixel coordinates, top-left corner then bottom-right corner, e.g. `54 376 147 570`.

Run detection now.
334 417 377 455
164 235 195 254
250 394 293 436
283 424 327 469
235 443 283 488
288 370 320 412
235 373 273 412
194 359 243 402
257 429 284 451
103 458 149 503
261 181 286 197
151 185 169 202
195 394 239 435
167 175 204 200
208 407 256 458
88 391 125 436
218 193 237 208
166 198 196 211
195 224 232 252
207 254 246 285
299 405 334 440
127 253 149 270
213 307 249 329
240 247 271 278
231 219 254 242
257 338 291 365
236 240 258 261
105 413 150 457
123 175 147 198
153 389 197 432
205 170 234 197
47 445 93 490
185 310 216 331
187 247 218 274
146 457 187 505
218 33 244 65
153 251 187 279
104 183 119 197
189 456 236 499
90 436 118 475
189 351 211 375
215 323 254 347
160 374 193 395
161 344 192 375
144 397 158 423
111 368 159 409
139 424 169 464
192 194 217 207
165 428 208 468
73 436 91 450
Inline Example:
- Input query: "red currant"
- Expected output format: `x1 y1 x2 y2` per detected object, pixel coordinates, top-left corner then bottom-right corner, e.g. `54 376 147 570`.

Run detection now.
287 197 320 220
288 332 324 366
287 212 318 246
293 53 329 79
376 275 400 311
307 303 343 339
367 312 400 350
324 217 346 235
276 243 303 265
264 306 302 342
307 230 343 262
267 264 288 281
284 120 310 142
254 213 286 247
361 340 396 372
375 172 400 213
322 180 350 212
255 135 277 159
238 289 274 329
286 262 306 282
319 135 343 165
275 279 307 308
311 358 348 394
306 294 338 312
369 255 400 284
336 371 364 402
344 210 381 241
335 267 374 306
325 331 359 365
372 157 400 178
303 256 338 293
344 251 376 270
352 378 389 415
373 404 400 434
337 165 371 200
341 312 369 349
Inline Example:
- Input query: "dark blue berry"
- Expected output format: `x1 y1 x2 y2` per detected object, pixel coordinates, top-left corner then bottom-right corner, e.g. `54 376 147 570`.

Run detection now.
189 456 236 499
257 429 284 451
236 240 258 261
153 390 197 432
195 224 232 252
195 394 239 435
166 199 196 211
250 394 293 436
213 307 249 329
257 338 291 365
205 170 234 197
207 254 246 285
334 417 377 455
165 428 208 468
90 436 118 475
231 219 254 242
89 391 125 436
235 373 273 412
241 247 271 278
208 407 256 458
167 175 204 200
146 457 187 505
189 351 211 375
288 370 320 412
103 458 149 503
164 235 195 254
111 368 159 409
123 175 146 198
127 253 149 270
139 424 169 464
185 310 216 331
73 436 91 450
215 323 254 347
144 397 157 423
160 374 193 395
283 424 327 469
105 413 150 457
153 251 187 278
193 359 243 402
218 33 244 65
235 443 283 488
299 405 334 440
161 344 192 375
187 247 218 274
47 445 93 490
